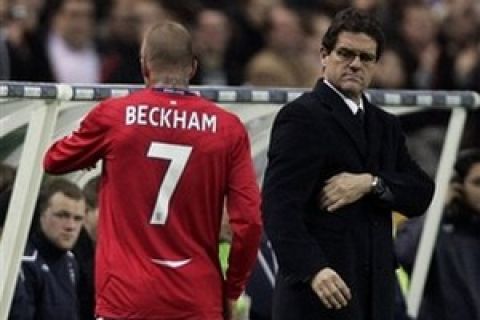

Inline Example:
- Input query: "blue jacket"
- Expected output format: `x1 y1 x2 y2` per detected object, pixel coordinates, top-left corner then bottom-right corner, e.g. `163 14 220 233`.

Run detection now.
8 273 31 320
396 202 480 320
11 232 80 320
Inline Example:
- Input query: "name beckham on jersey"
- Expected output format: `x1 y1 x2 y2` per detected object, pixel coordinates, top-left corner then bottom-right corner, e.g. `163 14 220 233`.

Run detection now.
125 105 217 133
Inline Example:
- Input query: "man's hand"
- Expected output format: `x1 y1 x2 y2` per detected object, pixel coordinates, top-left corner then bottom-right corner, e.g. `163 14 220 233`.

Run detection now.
319 172 373 212
311 267 352 309
445 181 463 205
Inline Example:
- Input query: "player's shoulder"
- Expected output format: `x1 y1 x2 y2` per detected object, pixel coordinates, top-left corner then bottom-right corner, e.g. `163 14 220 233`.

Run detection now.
204 100 241 121
88 88 157 118
214 105 246 134
188 95 245 127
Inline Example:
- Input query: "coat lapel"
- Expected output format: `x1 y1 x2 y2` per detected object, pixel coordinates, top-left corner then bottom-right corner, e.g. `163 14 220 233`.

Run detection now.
363 100 383 171
312 81 368 160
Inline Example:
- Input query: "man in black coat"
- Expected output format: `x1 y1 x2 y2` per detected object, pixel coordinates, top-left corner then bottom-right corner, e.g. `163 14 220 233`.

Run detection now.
262 8 435 320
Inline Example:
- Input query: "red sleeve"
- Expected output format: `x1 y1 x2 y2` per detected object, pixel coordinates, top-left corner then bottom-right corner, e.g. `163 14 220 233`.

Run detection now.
44 102 111 174
224 123 262 300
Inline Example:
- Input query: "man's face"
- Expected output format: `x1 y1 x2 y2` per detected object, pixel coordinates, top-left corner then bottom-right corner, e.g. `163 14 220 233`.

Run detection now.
84 207 98 241
322 31 378 101
40 192 86 250
56 0 95 49
463 163 480 214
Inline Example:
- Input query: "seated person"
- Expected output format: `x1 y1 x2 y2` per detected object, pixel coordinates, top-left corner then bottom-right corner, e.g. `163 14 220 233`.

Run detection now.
396 148 480 320
10 178 86 320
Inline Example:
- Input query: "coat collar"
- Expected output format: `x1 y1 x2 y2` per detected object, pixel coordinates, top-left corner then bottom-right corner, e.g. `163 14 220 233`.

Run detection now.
31 231 68 262
312 79 382 168
323 79 364 114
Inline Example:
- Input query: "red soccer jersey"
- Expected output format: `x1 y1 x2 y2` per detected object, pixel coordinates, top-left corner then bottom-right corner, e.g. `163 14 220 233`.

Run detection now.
44 88 262 319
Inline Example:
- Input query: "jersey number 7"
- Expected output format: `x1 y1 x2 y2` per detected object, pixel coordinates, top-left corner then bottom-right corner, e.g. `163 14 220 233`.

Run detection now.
147 142 193 225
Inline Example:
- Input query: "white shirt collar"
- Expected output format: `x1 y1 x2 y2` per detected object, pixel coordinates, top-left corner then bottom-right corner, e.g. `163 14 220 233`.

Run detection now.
323 79 364 114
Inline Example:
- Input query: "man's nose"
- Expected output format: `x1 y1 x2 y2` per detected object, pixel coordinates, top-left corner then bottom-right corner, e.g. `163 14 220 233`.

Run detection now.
64 217 77 230
349 55 362 68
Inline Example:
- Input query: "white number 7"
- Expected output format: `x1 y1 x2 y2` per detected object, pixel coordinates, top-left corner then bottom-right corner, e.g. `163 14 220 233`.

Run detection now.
147 142 193 225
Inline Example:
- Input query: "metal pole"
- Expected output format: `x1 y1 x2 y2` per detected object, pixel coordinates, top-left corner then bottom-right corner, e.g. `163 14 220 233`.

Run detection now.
406 108 467 318
0 100 59 320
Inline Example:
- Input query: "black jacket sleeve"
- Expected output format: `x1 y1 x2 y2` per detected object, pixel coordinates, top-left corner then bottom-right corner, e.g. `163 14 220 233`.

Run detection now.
262 103 328 282
378 117 435 217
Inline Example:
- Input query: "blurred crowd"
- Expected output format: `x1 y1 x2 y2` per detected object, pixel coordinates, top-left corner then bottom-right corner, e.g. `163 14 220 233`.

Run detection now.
2 0 480 180
0 0 480 91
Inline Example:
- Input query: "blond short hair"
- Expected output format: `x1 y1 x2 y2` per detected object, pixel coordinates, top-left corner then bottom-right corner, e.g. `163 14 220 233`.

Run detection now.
141 21 193 72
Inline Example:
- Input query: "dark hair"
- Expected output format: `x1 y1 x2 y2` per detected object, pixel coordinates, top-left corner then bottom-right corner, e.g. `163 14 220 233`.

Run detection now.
322 7 385 60
263 5 311 37
36 178 85 216
1 179 84 234
43 0 94 24
83 176 100 210
454 148 480 183
29 178 84 233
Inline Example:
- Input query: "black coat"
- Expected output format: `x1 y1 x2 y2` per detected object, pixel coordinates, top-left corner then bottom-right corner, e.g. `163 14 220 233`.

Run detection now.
262 80 434 320
245 234 277 320
11 232 80 320
72 228 95 320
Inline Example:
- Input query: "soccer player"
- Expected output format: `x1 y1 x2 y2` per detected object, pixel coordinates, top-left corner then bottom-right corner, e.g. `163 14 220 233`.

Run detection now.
44 21 262 320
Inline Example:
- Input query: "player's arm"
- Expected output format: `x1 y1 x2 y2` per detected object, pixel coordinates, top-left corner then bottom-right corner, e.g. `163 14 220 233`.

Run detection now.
44 103 111 174
224 123 262 300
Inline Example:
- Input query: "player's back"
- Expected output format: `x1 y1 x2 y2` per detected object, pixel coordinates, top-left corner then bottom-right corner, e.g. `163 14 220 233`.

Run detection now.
94 88 250 318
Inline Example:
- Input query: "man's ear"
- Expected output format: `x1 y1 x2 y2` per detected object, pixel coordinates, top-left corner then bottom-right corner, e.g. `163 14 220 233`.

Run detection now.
320 47 329 67
141 60 150 84
447 181 464 204
189 57 198 80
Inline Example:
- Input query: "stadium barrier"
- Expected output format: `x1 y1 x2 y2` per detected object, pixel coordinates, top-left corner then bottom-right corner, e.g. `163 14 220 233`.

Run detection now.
0 81 479 319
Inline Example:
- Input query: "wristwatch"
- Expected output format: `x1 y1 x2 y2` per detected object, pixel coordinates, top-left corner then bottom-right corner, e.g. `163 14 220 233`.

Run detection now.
371 175 386 196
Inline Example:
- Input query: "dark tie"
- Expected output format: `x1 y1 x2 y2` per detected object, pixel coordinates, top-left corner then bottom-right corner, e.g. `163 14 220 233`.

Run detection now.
355 108 364 125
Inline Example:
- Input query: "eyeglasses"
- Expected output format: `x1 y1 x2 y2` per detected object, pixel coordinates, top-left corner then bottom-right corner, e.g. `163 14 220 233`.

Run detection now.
333 47 377 64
